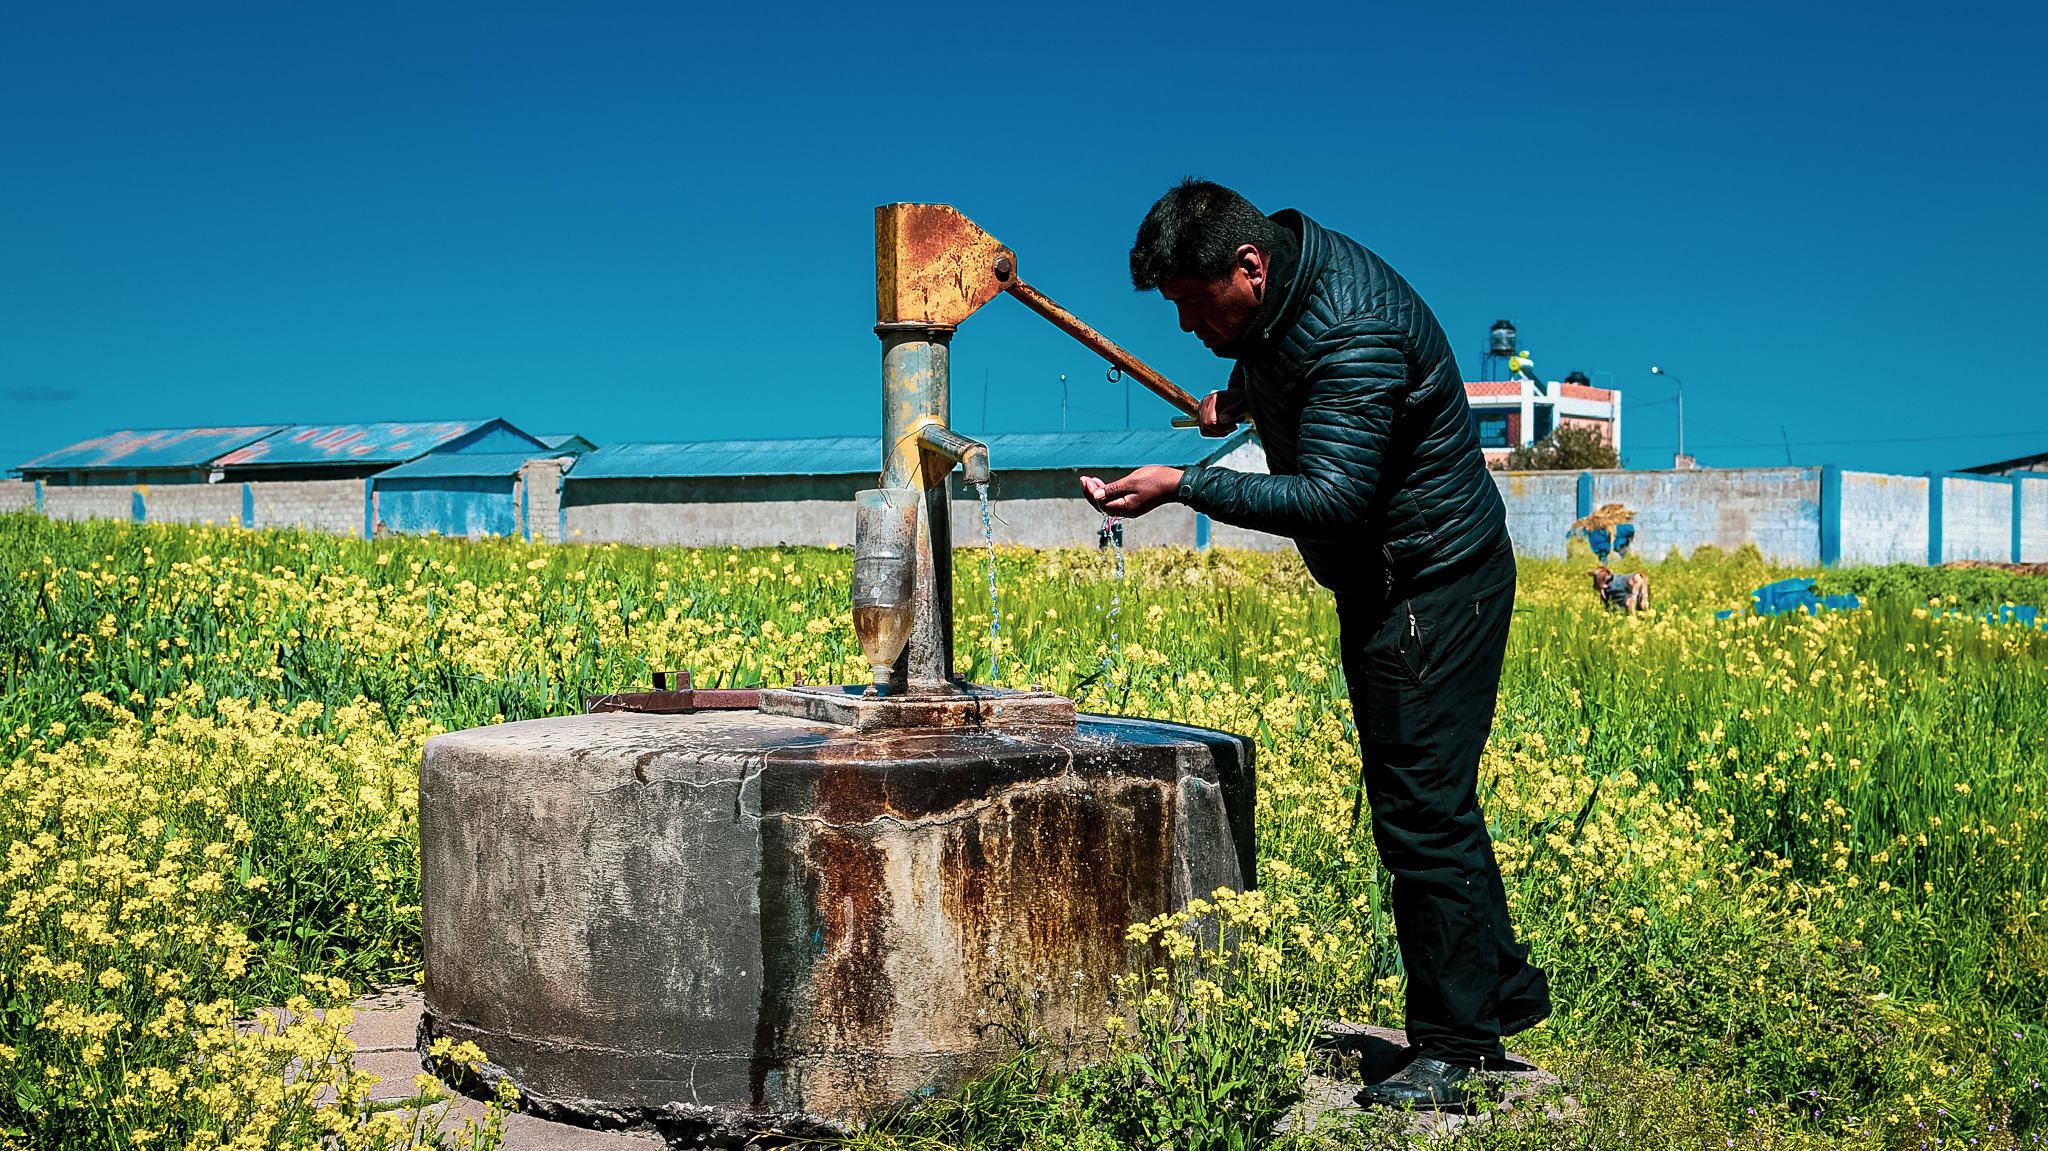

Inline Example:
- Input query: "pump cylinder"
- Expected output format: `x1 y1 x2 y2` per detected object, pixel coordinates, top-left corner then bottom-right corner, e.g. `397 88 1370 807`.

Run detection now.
877 324 956 692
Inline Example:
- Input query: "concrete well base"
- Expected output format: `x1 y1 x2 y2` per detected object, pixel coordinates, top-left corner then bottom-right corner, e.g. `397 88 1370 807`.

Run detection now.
418 708 1253 1137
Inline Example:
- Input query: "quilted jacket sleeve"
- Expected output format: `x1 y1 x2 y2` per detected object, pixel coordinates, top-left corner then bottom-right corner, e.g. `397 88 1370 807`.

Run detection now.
1176 318 1405 541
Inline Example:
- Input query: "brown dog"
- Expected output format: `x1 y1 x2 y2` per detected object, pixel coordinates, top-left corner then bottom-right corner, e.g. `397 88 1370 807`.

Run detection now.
1591 566 1650 614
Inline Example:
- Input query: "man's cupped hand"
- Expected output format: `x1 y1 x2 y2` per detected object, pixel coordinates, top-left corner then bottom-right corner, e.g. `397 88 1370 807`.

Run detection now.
1080 466 1185 517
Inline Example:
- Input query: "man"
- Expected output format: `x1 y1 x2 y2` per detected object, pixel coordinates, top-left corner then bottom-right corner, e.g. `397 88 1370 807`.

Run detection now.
1080 179 1550 1110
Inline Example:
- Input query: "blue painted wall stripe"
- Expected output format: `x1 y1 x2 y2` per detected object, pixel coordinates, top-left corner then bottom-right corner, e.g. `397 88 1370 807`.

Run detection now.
1195 512 1211 551
241 483 254 528
33 480 43 514
1926 472 1944 566
131 487 146 524
363 478 375 540
521 476 531 543
2015 480 2026 564
1820 464 1841 566
1576 471 1593 520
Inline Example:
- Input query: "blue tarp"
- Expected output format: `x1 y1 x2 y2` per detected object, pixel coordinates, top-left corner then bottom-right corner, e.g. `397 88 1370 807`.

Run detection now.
1753 578 1861 617
1716 578 1860 620
1718 581 2045 626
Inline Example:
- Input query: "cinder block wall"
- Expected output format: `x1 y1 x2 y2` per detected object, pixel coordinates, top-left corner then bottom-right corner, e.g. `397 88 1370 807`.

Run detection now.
145 484 244 526
953 498 1197 550
1206 521 1292 552
1838 472 1928 566
566 499 852 547
0 480 35 514
43 486 139 523
519 458 571 543
2022 477 2048 564
1939 475 2010 563
246 480 366 535
1492 471 1581 559
1593 467 1821 565
15 463 2044 569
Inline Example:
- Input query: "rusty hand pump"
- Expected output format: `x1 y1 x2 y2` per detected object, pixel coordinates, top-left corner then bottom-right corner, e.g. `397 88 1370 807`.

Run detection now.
854 204 1200 697
875 203 1201 417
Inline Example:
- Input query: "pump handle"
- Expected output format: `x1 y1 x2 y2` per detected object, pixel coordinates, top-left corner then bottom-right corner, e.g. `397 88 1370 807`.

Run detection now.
991 258 1200 418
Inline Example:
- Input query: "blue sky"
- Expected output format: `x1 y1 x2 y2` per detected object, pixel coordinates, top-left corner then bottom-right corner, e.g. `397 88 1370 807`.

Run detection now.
3 1 2042 474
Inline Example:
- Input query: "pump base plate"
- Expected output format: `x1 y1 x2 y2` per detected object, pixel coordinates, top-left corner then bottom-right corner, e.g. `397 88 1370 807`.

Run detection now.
758 683 1075 730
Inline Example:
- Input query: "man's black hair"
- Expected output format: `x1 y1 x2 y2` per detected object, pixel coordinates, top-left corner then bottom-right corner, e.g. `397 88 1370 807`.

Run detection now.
1129 178 1277 291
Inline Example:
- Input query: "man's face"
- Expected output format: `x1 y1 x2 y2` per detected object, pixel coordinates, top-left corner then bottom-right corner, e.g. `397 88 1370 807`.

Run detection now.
1158 243 1267 357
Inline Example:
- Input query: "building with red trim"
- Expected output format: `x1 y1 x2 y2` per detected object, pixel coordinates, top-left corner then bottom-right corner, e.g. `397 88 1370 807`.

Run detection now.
1464 377 1621 462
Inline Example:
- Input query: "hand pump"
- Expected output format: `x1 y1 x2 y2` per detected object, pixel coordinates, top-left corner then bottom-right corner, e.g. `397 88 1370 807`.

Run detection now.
854 204 1202 696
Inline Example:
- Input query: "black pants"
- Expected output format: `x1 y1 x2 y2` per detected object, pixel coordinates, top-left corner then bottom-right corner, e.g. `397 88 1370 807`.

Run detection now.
1337 534 1548 1066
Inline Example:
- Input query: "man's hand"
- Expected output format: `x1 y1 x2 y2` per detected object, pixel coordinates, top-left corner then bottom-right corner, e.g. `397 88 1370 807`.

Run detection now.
1198 389 1249 437
1080 466 1185 517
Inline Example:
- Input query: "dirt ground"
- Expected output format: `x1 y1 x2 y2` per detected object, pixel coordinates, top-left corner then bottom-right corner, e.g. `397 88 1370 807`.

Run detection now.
328 987 1564 1147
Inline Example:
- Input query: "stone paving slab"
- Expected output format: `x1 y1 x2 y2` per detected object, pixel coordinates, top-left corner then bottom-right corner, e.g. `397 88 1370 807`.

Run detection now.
293 991 1570 1146
292 986 665 1149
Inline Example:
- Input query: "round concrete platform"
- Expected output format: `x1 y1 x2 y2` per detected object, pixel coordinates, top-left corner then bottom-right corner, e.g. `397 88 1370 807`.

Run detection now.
418 709 1254 1137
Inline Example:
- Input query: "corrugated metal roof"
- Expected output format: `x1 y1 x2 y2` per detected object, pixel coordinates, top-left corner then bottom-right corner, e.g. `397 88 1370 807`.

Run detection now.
567 429 1250 480
982 429 1246 470
16 426 286 473
570 437 875 480
372 452 565 480
214 420 493 467
536 434 595 453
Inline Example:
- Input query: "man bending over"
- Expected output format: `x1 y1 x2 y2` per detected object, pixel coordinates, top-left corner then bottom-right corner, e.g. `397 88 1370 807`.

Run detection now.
1080 179 1550 1110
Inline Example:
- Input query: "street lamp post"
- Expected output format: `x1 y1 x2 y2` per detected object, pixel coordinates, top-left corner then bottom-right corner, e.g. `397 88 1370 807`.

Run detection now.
1650 366 1689 469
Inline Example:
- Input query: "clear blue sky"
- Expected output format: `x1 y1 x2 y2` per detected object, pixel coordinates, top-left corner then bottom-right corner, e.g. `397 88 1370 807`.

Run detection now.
4 1 2042 474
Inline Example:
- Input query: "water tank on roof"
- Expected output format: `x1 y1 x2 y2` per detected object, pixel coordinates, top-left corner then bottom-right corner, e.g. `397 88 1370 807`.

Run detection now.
1489 321 1517 356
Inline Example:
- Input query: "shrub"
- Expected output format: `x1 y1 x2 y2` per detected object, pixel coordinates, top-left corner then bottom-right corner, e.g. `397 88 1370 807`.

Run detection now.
1494 425 1620 471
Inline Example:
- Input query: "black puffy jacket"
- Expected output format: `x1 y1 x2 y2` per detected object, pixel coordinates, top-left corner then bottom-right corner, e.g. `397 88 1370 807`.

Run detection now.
1176 210 1507 593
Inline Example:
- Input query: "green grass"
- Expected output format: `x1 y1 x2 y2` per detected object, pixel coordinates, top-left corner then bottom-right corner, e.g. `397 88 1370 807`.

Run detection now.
1 513 2043 1149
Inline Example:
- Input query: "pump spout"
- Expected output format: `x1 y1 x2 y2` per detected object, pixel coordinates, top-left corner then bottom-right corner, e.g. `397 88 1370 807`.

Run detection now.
915 423 991 487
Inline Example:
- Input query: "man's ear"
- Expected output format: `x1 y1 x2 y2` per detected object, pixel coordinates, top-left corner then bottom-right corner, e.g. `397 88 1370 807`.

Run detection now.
1236 244 1267 301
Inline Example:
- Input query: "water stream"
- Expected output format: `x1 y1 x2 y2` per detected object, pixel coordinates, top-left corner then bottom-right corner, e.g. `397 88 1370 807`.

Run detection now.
1102 514 1125 675
975 482 1000 685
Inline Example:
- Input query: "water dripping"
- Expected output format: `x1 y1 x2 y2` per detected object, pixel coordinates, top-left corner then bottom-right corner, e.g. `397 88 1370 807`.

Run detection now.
976 482 1000 685
1101 514 1125 674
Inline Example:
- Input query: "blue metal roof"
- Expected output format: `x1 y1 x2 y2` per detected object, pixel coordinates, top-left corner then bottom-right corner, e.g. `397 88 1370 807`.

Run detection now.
16 426 286 473
569 437 874 480
372 452 564 481
536 434 596 454
566 428 1250 480
214 419 539 468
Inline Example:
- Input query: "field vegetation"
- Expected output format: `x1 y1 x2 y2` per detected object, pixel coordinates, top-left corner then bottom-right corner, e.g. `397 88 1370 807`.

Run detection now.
0 513 2042 1149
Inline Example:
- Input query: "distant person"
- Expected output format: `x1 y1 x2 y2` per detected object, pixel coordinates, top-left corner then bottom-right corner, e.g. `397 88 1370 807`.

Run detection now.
1079 179 1549 1111
1097 516 1124 551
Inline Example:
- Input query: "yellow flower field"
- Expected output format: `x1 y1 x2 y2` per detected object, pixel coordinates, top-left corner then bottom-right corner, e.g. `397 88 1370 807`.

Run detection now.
1 514 2043 1149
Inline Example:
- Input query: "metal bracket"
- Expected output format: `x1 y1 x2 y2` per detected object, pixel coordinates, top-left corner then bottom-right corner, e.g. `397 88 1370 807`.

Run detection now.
585 670 771 714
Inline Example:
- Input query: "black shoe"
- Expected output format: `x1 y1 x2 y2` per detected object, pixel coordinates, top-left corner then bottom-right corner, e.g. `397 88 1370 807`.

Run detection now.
1353 1056 1480 1112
